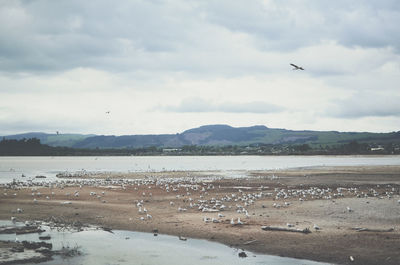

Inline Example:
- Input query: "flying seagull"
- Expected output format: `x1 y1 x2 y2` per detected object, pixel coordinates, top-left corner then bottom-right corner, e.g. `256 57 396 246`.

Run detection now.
290 63 304 70
105 111 110 114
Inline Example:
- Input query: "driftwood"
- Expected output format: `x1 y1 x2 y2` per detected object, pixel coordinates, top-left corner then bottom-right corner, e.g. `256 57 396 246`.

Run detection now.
351 227 394 232
261 226 311 234
202 209 220 212
243 240 258 245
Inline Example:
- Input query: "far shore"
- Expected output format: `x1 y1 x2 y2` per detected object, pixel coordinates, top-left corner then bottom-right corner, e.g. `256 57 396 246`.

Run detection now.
1 165 400 265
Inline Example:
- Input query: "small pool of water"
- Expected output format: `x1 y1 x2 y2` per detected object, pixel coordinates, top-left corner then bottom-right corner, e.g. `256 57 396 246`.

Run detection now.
0 221 331 265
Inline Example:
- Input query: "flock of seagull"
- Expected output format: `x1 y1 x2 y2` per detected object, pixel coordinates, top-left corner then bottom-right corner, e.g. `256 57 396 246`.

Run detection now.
3 173 399 232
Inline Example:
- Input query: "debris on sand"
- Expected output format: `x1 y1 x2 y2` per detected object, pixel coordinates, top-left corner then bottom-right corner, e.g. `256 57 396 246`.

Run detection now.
261 226 311 234
22 241 52 250
43 216 88 231
0 225 45 235
101 227 113 233
1 239 81 264
54 245 82 258
351 227 394 232
0 240 53 264
243 240 257 245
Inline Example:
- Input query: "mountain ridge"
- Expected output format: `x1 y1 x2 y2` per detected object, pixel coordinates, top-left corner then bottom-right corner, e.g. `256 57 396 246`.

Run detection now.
3 124 400 149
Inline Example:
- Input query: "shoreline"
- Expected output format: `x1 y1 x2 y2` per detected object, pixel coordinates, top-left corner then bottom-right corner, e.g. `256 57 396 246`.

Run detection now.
1 165 400 265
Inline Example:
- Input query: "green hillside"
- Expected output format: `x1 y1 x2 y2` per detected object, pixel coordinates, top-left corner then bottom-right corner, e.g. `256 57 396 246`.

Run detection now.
3 133 93 147
3 125 400 149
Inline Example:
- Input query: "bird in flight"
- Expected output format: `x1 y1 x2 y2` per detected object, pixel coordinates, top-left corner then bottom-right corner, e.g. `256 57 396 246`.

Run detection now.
290 63 304 70
105 111 110 114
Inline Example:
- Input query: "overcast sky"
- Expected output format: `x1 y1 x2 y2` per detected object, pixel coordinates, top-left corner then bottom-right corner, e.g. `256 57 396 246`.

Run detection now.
1 0 399 135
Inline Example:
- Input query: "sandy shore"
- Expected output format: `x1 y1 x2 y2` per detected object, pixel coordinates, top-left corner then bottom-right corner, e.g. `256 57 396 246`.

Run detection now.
1 165 399 265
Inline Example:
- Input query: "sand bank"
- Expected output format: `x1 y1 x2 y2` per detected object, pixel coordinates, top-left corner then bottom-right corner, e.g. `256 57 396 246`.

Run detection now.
1 166 399 265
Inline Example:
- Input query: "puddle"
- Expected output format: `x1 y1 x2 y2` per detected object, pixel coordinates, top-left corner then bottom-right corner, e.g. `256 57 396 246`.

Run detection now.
0 221 331 265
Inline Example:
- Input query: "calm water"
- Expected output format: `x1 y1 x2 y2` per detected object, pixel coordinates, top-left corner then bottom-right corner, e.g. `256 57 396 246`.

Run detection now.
0 221 330 265
0 155 399 183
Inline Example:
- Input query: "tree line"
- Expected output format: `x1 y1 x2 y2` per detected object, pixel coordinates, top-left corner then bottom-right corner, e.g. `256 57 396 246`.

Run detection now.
0 138 398 156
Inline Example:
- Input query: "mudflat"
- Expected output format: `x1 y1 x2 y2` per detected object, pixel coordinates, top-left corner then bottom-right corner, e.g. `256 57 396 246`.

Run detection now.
1 165 399 265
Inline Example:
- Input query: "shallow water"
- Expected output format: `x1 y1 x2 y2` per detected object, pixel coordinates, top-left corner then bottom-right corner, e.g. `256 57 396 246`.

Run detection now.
0 155 399 183
0 221 330 265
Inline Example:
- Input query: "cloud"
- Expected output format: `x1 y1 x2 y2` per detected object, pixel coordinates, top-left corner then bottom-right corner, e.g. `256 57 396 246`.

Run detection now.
200 1 400 52
0 1 399 135
328 93 400 118
0 0 399 76
0 0 197 73
159 97 284 113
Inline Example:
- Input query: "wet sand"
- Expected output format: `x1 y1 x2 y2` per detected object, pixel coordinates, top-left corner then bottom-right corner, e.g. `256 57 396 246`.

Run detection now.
1 165 399 265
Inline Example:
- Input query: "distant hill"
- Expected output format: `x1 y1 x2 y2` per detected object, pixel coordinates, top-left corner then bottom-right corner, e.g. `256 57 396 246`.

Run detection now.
3 125 400 149
2 132 94 148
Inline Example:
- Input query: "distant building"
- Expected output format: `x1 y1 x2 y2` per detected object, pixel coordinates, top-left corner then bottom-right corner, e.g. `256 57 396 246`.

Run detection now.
162 148 181 153
370 146 384 151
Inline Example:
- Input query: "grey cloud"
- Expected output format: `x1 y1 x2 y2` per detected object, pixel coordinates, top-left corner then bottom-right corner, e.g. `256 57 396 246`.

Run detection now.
160 98 284 113
0 116 98 135
0 0 197 73
0 0 399 75
328 93 400 118
200 0 400 51
0 119 59 135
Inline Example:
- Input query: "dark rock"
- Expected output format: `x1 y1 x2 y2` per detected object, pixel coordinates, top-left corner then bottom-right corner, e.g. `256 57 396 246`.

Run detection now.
22 241 52 250
35 246 52 254
102 227 113 233
11 245 25 252
72 221 83 227
0 225 45 235
238 251 247 258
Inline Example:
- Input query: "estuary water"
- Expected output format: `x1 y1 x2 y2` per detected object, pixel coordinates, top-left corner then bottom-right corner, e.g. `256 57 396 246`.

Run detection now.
0 155 399 183
0 221 329 265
